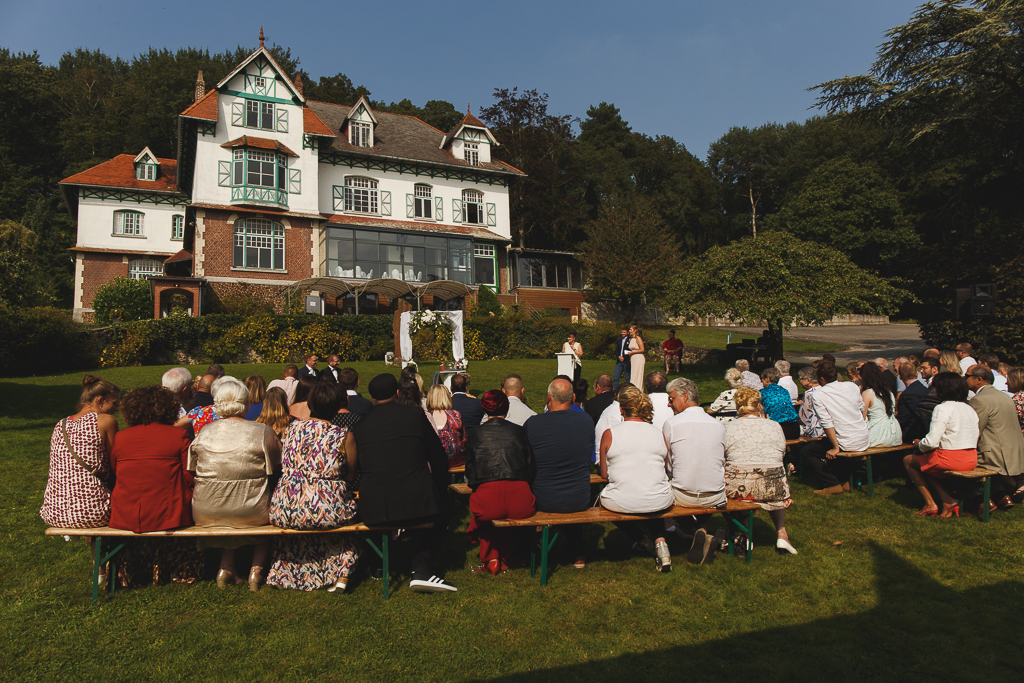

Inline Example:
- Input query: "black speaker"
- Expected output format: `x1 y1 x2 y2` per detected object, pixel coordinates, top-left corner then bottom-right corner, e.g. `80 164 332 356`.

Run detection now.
971 284 996 316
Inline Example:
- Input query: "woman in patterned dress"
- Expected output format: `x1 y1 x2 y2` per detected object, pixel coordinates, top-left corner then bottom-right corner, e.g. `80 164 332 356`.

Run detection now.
267 382 360 592
425 384 466 467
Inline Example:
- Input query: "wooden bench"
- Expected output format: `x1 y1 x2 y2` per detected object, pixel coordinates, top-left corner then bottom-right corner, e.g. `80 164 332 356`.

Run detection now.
449 474 608 497
790 438 915 497
940 466 1000 522
491 500 761 586
46 522 431 604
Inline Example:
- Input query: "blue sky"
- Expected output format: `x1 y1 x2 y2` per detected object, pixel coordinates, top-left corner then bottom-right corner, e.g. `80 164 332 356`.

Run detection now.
1 0 923 157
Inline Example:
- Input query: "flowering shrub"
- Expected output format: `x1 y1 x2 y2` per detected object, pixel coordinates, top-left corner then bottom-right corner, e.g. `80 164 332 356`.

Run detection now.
100 321 155 367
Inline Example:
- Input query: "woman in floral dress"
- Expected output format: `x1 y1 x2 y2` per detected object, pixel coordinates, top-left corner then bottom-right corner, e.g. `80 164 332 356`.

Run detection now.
267 383 360 592
425 384 466 467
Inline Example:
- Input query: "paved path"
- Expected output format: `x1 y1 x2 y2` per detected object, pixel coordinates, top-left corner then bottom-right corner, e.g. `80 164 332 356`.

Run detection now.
723 324 924 365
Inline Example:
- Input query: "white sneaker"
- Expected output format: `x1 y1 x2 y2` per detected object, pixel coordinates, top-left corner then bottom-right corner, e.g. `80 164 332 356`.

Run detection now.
409 574 457 593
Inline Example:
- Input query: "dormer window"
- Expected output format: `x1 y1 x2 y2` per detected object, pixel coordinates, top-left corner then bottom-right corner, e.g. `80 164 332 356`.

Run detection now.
134 149 159 181
464 142 479 166
344 96 378 148
350 121 372 147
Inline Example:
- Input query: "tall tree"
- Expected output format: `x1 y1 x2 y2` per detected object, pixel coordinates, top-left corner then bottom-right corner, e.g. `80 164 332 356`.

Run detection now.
304 73 371 105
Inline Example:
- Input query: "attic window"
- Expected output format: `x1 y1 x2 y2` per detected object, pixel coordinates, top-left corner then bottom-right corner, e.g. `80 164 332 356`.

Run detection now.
350 121 372 147
464 142 479 166
253 76 267 90
136 164 156 181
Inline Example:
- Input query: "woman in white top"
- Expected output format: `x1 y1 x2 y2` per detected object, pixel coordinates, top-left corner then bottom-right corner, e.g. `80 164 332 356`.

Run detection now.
599 385 674 572
708 368 743 423
724 388 796 554
561 332 583 383
905 373 979 518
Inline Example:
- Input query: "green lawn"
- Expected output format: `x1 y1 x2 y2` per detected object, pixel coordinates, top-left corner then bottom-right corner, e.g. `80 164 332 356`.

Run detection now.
646 325 842 354
3 360 1021 681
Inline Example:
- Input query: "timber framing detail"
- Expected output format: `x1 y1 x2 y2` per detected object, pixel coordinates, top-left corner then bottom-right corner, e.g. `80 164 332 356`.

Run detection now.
319 151 510 187
80 188 189 207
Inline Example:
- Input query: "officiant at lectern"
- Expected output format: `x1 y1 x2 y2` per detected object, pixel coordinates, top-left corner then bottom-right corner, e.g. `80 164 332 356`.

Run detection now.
561 332 583 383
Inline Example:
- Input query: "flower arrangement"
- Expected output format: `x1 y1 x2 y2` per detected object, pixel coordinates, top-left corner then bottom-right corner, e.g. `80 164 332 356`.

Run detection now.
408 309 454 335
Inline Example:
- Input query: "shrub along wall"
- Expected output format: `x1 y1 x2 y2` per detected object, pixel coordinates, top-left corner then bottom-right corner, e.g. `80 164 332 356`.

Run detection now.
0 308 99 377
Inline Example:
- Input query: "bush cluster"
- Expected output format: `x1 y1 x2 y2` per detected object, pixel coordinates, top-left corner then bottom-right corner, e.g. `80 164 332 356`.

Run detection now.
0 308 98 377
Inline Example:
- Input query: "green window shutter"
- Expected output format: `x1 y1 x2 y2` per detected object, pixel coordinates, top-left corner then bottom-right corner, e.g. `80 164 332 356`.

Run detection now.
288 169 301 194
486 203 496 227
434 196 443 220
276 107 288 133
452 199 463 223
406 193 415 218
231 101 244 127
332 186 344 211
218 161 232 187
380 190 391 216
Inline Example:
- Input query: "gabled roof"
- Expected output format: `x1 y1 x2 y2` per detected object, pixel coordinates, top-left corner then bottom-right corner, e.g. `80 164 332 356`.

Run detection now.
220 136 298 157
61 154 182 193
134 147 160 165
215 46 305 103
303 108 334 137
441 112 500 148
180 89 219 121
345 96 378 125
306 100 524 177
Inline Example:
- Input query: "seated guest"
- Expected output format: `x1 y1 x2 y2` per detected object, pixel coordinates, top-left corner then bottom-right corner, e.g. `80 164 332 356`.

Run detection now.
188 377 282 591
207 364 226 380
465 390 536 575
187 375 234 435
906 373 979 517
257 387 293 439
858 361 902 447
663 378 728 564
40 375 120 530
662 329 683 374
876 357 899 395
584 375 615 425
330 386 361 432
161 367 195 427
1009 368 1024 436
244 375 267 420
800 361 869 496
896 359 935 442
893 356 911 392
267 383 360 593
268 365 299 405
338 367 372 415
966 365 1024 510
425 384 466 467
573 378 590 414
708 368 743 423
979 353 1010 394
451 373 485 431
289 376 318 422
940 350 963 376
759 367 800 439
846 361 863 384
354 374 455 592
645 371 673 432
797 366 824 438
775 360 799 404
598 386 674 572
524 378 595 569
192 374 216 408
735 359 762 391
494 374 537 426
396 375 424 409
725 389 796 554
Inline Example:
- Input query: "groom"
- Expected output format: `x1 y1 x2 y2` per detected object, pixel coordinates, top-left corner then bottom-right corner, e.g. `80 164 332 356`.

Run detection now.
613 326 631 392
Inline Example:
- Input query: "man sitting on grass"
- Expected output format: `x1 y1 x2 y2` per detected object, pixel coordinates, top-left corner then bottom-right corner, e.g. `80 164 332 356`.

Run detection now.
801 361 869 496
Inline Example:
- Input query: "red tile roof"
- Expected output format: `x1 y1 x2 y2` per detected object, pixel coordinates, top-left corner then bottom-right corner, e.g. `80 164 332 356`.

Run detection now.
220 136 298 157
303 107 334 137
165 249 193 263
61 154 181 193
323 215 510 242
180 90 219 121
463 112 487 129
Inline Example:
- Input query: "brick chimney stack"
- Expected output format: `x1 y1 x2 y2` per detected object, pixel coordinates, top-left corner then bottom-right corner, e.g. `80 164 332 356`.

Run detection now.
194 70 205 102
293 73 303 96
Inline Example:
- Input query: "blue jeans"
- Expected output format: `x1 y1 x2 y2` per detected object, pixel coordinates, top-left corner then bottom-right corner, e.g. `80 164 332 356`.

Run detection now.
613 360 630 392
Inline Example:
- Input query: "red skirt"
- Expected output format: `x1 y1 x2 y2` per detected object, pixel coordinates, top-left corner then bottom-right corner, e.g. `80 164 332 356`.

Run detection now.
917 448 977 476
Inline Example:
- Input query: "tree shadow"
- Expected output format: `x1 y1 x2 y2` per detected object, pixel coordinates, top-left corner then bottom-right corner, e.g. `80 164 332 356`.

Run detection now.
0 381 81 425
470 542 1019 682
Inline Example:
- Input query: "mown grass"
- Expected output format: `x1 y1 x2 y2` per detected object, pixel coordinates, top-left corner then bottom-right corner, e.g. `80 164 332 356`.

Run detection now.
641 326 842 354
3 360 1021 682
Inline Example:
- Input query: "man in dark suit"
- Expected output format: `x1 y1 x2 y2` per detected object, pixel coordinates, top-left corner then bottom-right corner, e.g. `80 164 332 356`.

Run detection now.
354 373 455 593
338 367 372 415
585 375 615 424
896 359 936 441
450 373 485 431
296 354 319 381
612 326 631 392
320 354 341 383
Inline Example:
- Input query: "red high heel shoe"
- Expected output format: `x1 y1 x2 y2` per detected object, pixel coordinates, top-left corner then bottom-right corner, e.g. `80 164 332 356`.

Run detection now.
915 505 939 517
940 502 960 518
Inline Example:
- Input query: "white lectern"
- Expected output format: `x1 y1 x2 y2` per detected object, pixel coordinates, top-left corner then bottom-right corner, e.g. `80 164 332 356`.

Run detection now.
556 352 576 378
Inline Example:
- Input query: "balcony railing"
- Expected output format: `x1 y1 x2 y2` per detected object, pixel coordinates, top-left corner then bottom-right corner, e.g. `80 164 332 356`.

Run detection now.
231 186 288 208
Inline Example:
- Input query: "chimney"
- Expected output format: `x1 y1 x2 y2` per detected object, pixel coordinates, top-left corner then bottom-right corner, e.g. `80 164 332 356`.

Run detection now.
194 70 205 102
293 73 303 96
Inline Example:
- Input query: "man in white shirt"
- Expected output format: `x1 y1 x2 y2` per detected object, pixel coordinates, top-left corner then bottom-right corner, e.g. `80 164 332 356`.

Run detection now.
482 374 537 426
268 365 299 405
161 366 195 425
956 343 977 375
592 371 675 462
979 353 1010 394
797 366 824 438
776 360 799 404
800 361 870 496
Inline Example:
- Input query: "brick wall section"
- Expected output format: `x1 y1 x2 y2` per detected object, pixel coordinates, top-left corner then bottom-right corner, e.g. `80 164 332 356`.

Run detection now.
81 252 129 310
205 281 290 314
514 289 585 318
201 209 315 280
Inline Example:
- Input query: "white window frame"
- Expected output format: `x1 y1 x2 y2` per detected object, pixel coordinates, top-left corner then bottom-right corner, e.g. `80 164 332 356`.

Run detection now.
245 99 275 130
128 258 163 279
233 218 286 270
253 76 267 90
344 176 379 214
350 121 372 147
464 142 479 166
172 215 185 241
474 243 495 257
462 189 484 225
136 164 155 181
113 210 145 237
414 184 433 219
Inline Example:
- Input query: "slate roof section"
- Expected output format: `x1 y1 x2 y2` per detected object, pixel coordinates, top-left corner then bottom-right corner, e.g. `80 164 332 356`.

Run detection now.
323 214 511 242
306 100 524 177
220 136 298 157
303 108 334 137
60 154 182 193
180 89 219 121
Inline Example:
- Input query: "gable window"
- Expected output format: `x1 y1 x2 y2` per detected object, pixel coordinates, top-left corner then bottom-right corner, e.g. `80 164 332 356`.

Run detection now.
245 99 275 130
136 163 155 181
414 184 433 219
128 258 163 279
350 121 372 147
253 76 267 90
464 142 479 166
234 218 285 270
172 215 185 241
113 210 145 237
463 189 483 224
344 177 378 214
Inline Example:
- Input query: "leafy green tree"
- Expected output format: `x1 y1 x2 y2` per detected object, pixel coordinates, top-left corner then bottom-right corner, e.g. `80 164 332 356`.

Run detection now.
662 232 910 360
418 100 462 132
304 73 371 105
92 277 153 325
579 197 681 319
0 220 42 309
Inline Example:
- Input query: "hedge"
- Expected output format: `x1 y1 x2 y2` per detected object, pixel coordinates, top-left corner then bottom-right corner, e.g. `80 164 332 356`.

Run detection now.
0 308 98 377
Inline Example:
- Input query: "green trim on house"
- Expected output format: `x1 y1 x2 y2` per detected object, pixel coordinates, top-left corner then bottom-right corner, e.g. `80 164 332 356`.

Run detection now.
80 188 189 207
221 89 298 106
319 152 510 187
197 121 217 137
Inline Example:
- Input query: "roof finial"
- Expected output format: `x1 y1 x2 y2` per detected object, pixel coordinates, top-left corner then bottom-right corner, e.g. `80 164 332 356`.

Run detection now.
467 102 471 116
259 26 265 47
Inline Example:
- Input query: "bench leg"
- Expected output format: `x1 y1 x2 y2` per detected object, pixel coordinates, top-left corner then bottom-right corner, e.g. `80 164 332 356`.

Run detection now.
726 511 755 565
91 538 103 606
364 535 391 599
539 526 559 587
983 477 991 524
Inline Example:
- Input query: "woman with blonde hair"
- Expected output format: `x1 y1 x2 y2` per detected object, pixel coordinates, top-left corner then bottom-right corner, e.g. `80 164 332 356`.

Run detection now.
599 385 675 572
708 368 743 423
725 388 796 554
244 375 268 420
940 350 963 376
425 383 466 466
625 325 646 390
257 387 293 439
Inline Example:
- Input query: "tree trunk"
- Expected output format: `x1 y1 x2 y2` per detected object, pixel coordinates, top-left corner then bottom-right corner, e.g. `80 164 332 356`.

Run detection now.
749 181 757 239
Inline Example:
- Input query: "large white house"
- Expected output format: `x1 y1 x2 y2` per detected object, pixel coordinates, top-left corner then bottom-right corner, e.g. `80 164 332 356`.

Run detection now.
61 39 525 321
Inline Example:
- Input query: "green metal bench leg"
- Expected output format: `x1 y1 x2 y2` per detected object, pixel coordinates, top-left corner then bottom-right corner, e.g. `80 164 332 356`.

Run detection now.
866 457 874 498
364 534 391 599
726 512 755 565
538 526 559 587
983 477 991 523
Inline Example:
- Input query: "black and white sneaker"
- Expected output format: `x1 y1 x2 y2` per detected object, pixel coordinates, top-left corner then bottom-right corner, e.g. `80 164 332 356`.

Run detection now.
687 529 707 564
409 574 457 593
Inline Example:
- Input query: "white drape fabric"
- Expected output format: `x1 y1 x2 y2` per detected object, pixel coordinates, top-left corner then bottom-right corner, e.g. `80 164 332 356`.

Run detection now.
399 310 465 362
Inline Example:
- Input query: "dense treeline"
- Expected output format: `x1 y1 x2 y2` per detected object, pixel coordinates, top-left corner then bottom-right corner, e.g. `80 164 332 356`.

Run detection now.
3 1 1024 360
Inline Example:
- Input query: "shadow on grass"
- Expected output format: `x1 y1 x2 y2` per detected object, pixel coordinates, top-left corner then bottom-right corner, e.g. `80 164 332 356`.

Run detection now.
471 542 1020 682
0 381 81 424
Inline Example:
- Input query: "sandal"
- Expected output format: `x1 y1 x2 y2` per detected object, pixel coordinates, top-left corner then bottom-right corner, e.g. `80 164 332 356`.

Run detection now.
915 505 939 517
940 502 960 518
573 557 586 569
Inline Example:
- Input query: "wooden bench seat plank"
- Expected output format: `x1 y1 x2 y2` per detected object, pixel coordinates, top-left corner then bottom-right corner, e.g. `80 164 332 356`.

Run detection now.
942 467 998 479
941 467 999 523
44 523 425 538
490 499 759 528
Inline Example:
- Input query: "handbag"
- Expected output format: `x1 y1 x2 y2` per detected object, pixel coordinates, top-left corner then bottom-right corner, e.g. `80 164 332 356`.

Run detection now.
60 418 113 490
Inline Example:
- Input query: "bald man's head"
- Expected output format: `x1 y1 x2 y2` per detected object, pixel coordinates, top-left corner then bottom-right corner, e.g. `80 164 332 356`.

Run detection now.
547 378 574 409
502 374 525 399
197 374 215 393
